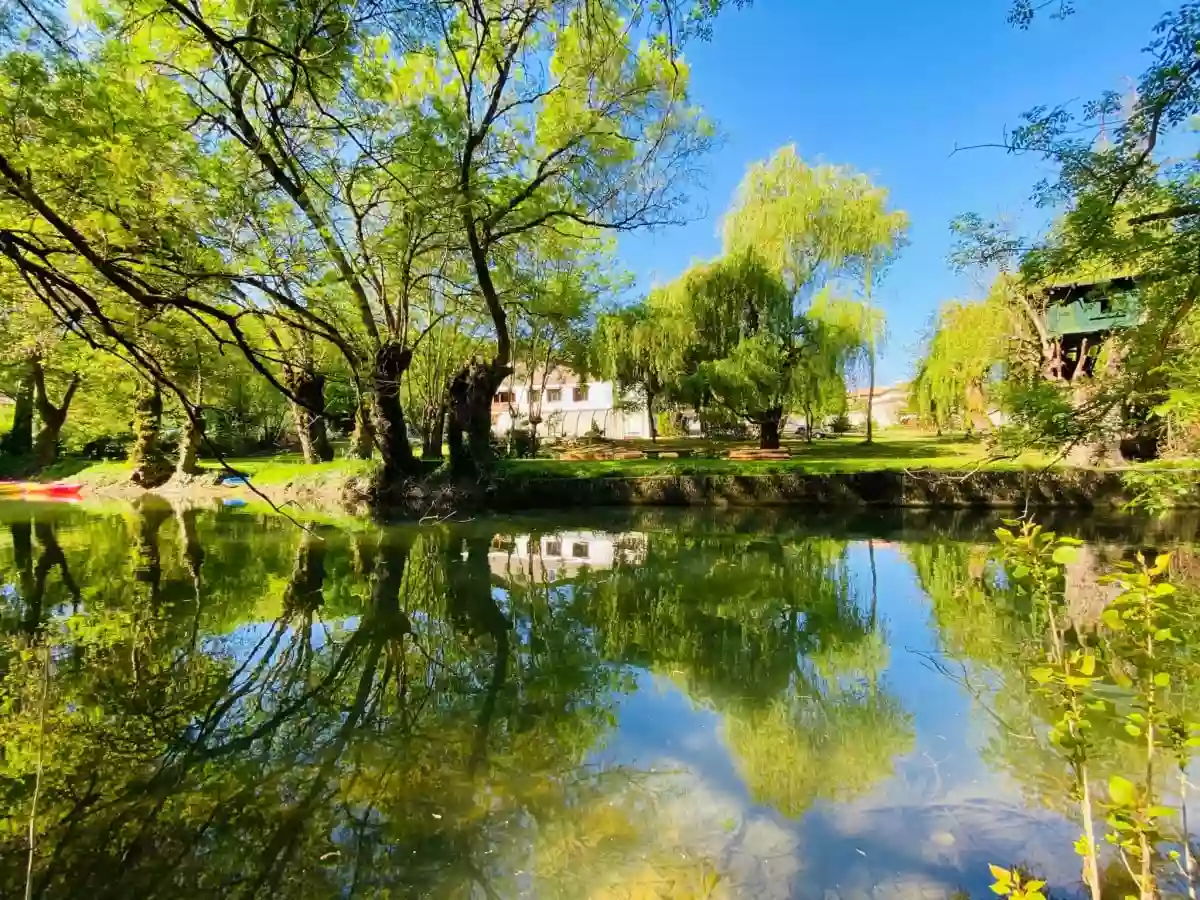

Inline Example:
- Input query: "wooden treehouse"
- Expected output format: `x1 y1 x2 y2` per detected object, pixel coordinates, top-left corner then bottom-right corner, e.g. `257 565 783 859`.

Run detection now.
1042 276 1141 381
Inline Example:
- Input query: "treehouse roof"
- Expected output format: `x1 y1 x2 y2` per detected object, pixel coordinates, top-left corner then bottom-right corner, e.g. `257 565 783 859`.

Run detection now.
1043 276 1141 338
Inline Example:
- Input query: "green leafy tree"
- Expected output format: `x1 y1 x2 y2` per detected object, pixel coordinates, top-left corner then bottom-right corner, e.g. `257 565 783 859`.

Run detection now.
910 297 1010 435
954 3 1200 464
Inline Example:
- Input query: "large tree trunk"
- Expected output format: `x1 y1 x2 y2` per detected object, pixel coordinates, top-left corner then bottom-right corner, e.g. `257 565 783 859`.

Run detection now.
448 359 509 477
176 415 204 477
287 369 333 464
1 356 35 456
350 395 374 460
31 362 78 469
421 403 446 460
459 204 514 476
130 382 172 488
646 386 658 442
758 413 782 450
371 341 418 483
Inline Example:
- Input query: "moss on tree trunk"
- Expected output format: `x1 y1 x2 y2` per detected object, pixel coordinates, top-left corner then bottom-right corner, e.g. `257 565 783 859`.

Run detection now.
130 382 172 487
371 341 419 483
0 356 34 457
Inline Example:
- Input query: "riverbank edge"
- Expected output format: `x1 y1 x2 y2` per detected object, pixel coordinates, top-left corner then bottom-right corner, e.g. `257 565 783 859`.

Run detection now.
62 465 1152 515
484 468 1137 510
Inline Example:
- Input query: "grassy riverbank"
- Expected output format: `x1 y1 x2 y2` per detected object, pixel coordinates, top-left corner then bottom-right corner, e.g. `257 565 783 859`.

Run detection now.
7 431 1194 514
9 432 1041 486
500 432 1051 478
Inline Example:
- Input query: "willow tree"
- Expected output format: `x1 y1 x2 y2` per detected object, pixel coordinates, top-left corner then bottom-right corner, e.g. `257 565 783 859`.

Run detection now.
910 297 1010 435
650 249 881 448
723 148 907 417
655 249 797 448
593 302 679 442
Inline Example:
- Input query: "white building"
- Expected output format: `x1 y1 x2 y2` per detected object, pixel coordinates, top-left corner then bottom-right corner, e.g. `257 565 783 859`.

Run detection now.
487 531 648 584
847 383 912 429
491 366 651 440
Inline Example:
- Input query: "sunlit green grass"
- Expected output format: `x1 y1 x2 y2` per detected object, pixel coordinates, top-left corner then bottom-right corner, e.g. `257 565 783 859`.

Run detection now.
499 431 1054 478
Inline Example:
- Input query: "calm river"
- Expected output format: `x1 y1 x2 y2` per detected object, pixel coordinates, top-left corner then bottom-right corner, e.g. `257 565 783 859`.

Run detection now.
2 501 1197 899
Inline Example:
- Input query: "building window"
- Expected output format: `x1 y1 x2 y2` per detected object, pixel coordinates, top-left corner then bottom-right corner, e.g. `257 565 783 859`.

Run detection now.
547 388 562 403
544 540 562 557
494 390 513 404
529 390 541 405
571 541 589 559
573 384 589 403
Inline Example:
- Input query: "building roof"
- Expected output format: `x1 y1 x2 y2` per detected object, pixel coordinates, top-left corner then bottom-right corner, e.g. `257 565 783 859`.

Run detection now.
848 382 909 400
501 364 589 387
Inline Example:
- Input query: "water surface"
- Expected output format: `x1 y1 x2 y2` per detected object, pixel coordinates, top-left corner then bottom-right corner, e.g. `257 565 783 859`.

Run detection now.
1 501 1196 899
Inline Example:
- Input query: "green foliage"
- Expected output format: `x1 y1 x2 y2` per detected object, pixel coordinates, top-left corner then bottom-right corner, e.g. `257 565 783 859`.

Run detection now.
987 865 1047 900
979 519 1200 900
628 149 904 445
951 4 1200 459
0 0 744 479
911 296 1009 432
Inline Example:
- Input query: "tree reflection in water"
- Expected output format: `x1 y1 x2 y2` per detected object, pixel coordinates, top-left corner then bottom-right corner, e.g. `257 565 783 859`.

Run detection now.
0 504 1195 899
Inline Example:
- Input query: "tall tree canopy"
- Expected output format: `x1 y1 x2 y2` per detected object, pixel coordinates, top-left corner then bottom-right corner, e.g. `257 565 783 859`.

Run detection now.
0 0 743 481
948 2 1200 461
625 148 905 448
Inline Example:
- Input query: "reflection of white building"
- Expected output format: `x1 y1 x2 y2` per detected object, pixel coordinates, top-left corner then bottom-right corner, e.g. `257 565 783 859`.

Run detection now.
491 367 651 440
488 531 648 583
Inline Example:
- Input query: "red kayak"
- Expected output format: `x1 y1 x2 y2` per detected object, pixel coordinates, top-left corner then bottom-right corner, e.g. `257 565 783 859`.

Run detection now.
0 482 83 499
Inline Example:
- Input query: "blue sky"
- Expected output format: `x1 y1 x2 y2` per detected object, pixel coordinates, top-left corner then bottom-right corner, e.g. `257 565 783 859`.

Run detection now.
616 0 1176 386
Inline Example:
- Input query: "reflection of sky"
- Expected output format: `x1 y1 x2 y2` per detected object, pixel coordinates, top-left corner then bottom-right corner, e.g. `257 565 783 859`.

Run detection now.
188 532 1091 897
585 540 1087 900
19 513 1163 900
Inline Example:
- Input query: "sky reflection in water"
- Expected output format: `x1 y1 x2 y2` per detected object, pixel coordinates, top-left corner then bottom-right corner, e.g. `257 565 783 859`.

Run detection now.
1 502 1195 899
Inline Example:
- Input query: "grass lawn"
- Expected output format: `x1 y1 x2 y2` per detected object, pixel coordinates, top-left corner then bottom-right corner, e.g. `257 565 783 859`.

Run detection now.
15 453 379 487
22 428 1191 488
500 430 1053 478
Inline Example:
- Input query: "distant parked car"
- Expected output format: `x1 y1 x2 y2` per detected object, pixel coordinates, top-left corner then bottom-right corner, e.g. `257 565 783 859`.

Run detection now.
793 425 827 440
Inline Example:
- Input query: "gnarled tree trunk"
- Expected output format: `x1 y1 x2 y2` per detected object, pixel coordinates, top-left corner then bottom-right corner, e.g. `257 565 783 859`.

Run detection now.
350 395 374 460
448 358 510 477
286 369 333 464
1 356 34 456
130 382 172 488
176 415 204 477
371 341 418 483
757 411 783 450
32 361 79 469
